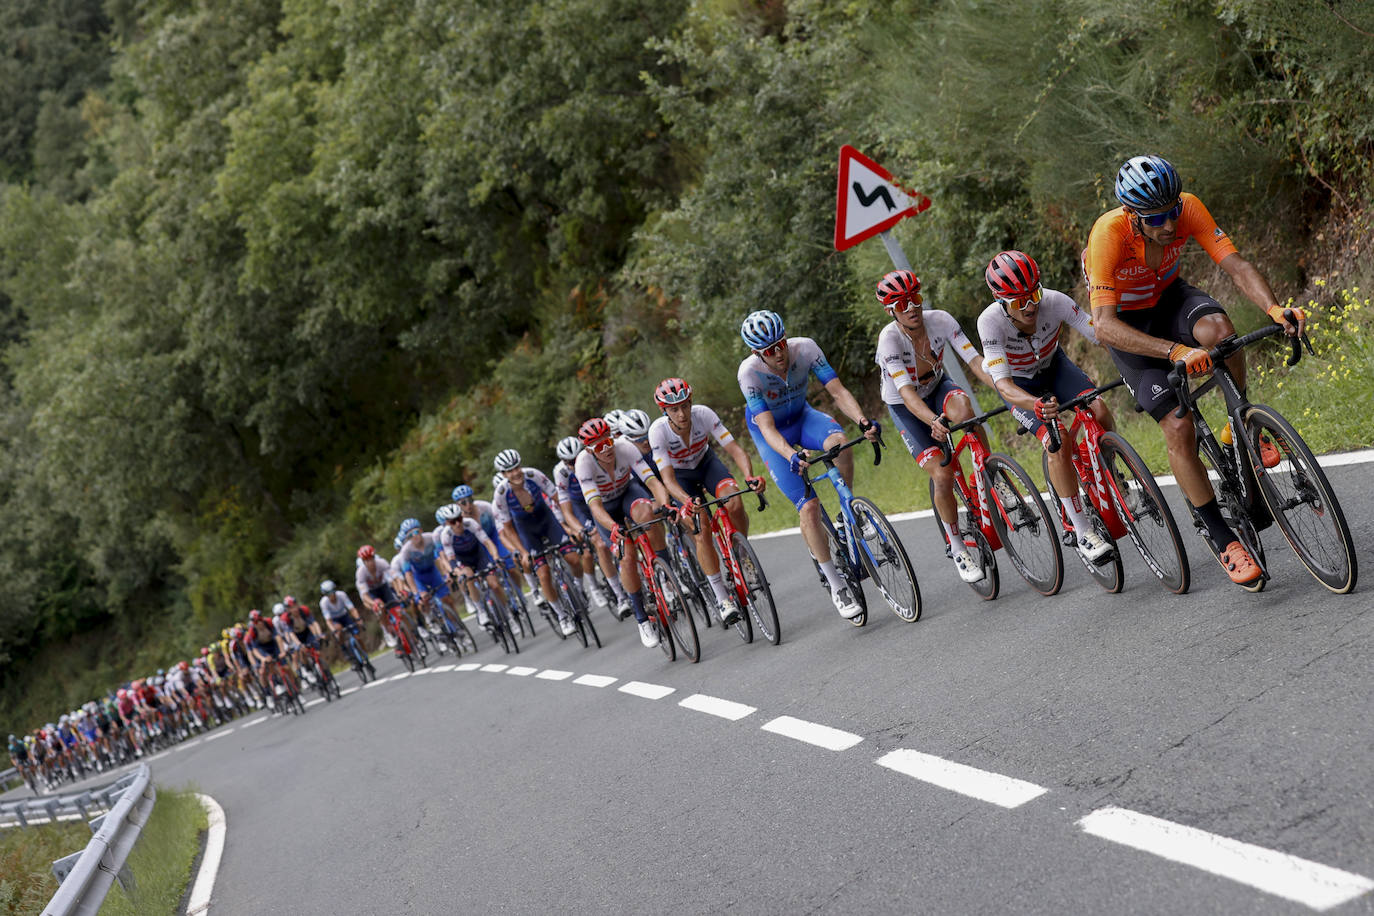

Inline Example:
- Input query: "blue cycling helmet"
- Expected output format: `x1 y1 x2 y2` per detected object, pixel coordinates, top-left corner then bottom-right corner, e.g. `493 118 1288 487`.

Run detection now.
398 517 422 539
451 484 474 502
1114 155 1182 212
393 533 405 550
740 310 785 350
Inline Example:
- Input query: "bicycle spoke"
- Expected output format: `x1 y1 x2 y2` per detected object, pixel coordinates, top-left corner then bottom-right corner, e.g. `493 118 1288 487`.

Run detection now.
986 455 1063 596
850 497 921 621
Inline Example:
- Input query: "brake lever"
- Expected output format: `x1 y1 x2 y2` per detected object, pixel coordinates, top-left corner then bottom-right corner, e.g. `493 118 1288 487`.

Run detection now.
936 413 954 468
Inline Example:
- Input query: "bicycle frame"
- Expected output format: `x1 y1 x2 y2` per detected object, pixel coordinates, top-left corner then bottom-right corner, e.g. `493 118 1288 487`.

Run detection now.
1044 380 1129 541
695 487 767 606
800 433 882 574
939 416 1007 553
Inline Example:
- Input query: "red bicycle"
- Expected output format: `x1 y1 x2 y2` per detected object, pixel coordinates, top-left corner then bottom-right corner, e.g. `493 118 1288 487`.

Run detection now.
379 600 426 673
933 405 1064 600
687 484 779 645
1038 379 1190 595
619 507 700 663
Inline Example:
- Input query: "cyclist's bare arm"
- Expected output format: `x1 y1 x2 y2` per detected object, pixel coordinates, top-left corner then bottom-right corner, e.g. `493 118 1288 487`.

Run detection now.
659 464 695 507
751 410 797 460
821 378 875 432
1091 305 1176 358
720 439 756 483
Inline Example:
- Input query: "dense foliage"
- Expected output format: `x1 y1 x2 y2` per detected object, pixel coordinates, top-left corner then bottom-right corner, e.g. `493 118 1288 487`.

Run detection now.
1 0 1370 721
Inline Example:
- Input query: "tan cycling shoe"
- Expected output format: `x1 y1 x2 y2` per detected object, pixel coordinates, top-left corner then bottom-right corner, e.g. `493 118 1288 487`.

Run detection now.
1218 540 1262 585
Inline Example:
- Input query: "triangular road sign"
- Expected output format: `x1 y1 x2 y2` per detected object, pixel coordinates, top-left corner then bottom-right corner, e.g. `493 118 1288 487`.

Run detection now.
833 145 931 251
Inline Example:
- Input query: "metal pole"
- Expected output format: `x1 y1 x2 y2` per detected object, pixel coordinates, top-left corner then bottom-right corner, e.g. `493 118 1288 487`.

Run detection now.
879 229 982 412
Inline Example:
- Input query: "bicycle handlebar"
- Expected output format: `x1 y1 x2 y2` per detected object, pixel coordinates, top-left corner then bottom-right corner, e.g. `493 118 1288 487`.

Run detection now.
1166 314 1313 418
799 429 882 487
936 403 1011 467
1031 378 1128 454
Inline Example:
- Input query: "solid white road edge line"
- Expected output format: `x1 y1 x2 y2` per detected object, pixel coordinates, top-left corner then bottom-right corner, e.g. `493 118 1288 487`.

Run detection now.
240 715 268 727
573 674 617 688
536 669 574 680
186 792 227 916
679 694 756 720
619 681 675 700
1078 806 1374 911
202 730 231 743
875 749 1047 808
760 715 863 751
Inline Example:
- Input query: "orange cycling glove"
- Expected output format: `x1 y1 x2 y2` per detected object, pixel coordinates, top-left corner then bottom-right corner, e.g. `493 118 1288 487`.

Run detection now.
1266 304 1306 333
1168 342 1212 376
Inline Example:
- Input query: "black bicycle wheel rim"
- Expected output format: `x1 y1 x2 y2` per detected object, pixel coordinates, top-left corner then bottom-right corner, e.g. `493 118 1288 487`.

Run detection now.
986 454 1064 596
1243 405 1357 593
653 558 696 661
1099 432 1190 594
850 496 922 621
732 532 780 645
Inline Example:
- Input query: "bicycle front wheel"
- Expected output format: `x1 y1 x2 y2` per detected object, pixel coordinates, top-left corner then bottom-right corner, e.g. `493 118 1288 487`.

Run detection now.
850 497 921 622
652 557 699 662
1099 432 1189 594
928 477 999 600
1244 405 1357 593
732 532 780 645
986 454 1064 596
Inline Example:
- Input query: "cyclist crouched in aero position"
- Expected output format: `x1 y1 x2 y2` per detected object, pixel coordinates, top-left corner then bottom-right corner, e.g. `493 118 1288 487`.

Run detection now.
320 578 376 677
1084 155 1305 586
977 250 1115 566
553 436 634 619
649 376 766 627
492 449 578 636
737 310 879 619
575 417 673 648
870 273 998 585
436 502 517 634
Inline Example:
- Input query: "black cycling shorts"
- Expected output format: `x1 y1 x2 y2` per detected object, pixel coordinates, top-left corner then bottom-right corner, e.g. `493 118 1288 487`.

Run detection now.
1108 279 1226 421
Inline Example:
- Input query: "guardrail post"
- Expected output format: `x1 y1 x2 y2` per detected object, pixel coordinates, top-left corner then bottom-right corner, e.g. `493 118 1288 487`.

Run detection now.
42 799 60 823
50 852 82 885
73 792 92 820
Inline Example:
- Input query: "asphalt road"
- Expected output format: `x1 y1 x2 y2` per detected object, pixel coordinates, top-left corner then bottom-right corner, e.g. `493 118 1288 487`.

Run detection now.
12 459 1373 914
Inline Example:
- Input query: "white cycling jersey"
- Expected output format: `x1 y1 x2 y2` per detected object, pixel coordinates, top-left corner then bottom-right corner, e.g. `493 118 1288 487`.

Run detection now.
320 590 355 620
977 288 1097 381
492 469 558 528
875 309 982 405
574 440 655 502
648 406 734 472
354 555 401 596
438 517 495 557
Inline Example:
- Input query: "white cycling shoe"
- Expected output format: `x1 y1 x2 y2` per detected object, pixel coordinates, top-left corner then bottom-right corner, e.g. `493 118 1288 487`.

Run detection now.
1076 528 1115 565
831 587 863 619
638 620 659 648
615 597 634 621
952 549 986 584
559 617 576 637
717 598 742 627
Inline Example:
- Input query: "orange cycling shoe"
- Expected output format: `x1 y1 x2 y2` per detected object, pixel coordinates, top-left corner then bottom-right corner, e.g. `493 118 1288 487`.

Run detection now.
1258 435 1282 469
1218 540 1262 585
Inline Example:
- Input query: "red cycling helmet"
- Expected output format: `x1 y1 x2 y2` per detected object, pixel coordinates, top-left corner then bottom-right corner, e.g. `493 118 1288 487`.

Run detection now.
357 544 375 561
200 646 210 656
654 377 693 408
283 595 297 607
178 660 189 671
985 250 1041 300
249 609 262 622
117 688 128 699
876 269 922 306
578 417 613 446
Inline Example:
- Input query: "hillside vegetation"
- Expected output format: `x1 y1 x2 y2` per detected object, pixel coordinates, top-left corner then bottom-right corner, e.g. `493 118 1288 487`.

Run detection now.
1 0 1370 724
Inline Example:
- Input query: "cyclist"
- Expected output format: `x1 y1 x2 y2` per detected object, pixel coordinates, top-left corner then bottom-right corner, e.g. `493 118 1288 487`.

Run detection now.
8 732 31 779
245 608 296 696
320 579 376 677
617 409 664 480
492 449 577 636
738 310 880 618
976 251 1115 566
1083 155 1304 585
436 503 518 633
394 517 465 634
452 484 529 607
554 436 632 619
650 376 766 626
575 417 674 648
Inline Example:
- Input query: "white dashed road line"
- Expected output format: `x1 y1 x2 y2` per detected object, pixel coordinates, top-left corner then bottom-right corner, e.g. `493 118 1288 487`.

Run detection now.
506 666 538 676
572 674 617 688
875 749 1047 808
456 663 481 672
679 694 757 721
536 669 574 681
618 681 675 700
305 698 326 708
203 730 232 743
340 687 359 696
363 679 385 689
480 663 509 673
1078 806 1374 912
388 672 411 682
433 665 456 673
760 716 863 751
241 715 268 727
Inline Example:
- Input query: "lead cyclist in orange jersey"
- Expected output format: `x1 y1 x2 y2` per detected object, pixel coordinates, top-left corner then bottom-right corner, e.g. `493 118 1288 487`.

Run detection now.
1083 155 1305 586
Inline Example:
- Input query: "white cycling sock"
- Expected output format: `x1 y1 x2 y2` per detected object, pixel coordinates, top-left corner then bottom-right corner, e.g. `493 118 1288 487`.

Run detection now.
942 521 961 547
705 572 729 603
581 572 598 593
607 576 628 599
817 560 846 594
523 571 539 591
1061 495 1092 534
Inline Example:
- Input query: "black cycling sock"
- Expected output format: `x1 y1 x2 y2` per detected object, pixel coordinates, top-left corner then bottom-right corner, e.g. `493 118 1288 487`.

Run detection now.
1192 497 1235 546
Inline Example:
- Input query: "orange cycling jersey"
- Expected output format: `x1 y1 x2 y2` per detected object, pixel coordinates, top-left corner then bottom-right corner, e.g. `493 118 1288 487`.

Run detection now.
1082 192 1238 312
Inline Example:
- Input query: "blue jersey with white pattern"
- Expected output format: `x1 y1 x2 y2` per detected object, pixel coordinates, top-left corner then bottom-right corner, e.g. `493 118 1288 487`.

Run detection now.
736 337 838 426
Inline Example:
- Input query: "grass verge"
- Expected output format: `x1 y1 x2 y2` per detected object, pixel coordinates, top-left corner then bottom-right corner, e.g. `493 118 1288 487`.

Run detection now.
0 786 207 916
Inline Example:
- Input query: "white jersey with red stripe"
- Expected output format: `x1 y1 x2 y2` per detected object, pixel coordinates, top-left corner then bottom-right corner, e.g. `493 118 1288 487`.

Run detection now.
875 309 981 405
574 440 655 502
648 405 734 472
976 288 1097 382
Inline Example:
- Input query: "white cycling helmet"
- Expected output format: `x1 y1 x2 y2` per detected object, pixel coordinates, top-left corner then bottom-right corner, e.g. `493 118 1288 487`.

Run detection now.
602 409 626 435
619 408 651 440
494 448 521 472
437 502 463 523
491 473 505 492
272 601 286 616
556 436 582 462
320 579 336 595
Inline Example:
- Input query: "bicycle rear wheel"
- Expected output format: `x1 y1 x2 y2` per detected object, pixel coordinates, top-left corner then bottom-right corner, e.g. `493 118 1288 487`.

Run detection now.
732 532 779 645
815 513 867 626
668 525 713 630
929 478 999 599
986 454 1064 596
1099 432 1189 594
652 557 698 662
1244 405 1357 593
850 496 921 622
1041 451 1124 594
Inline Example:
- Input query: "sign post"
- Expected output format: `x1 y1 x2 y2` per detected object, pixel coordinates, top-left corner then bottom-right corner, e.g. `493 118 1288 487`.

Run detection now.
834 145 980 409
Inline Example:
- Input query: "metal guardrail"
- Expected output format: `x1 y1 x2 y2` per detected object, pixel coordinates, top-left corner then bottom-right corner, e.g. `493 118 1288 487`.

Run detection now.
0 770 137 828
40 764 156 916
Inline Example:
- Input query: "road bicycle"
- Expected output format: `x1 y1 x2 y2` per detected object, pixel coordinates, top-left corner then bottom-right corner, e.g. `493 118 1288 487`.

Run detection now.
455 569 521 653
530 542 601 649
663 513 714 631
933 405 1064 599
492 559 536 636
801 431 921 626
620 506 699 662
261 656 306 716
427 591 480 656
294 642 343 702
380 600 427 673
332 625 376 684
1166 319 1356 593
1038 380 1190 594
688 483 780 644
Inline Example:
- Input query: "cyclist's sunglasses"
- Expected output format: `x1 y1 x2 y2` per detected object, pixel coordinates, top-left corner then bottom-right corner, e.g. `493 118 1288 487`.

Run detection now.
999 286 1043 310
754 339 788 359
456 497 472 506
889 292 924 314
590 436 615 453
1134 200 1183 227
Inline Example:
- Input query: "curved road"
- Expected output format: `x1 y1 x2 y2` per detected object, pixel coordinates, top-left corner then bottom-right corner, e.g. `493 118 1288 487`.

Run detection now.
12 460 1373 914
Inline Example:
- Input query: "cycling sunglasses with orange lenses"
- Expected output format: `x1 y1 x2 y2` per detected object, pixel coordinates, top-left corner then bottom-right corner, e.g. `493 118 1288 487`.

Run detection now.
999 286 1043 310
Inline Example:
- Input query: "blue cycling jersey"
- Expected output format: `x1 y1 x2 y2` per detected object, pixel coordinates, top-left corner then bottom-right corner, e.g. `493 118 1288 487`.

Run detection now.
736 337 839 426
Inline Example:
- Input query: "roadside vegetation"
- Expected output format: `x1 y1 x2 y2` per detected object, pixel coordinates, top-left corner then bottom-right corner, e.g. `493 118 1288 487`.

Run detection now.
0 0 1370 724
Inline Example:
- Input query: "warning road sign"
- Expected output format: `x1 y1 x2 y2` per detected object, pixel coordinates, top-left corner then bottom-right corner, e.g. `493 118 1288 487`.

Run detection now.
833 145 930 251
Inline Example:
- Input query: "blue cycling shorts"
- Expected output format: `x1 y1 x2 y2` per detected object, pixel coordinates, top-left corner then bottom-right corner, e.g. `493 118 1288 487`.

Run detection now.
746 404 843 509
412 565 451 599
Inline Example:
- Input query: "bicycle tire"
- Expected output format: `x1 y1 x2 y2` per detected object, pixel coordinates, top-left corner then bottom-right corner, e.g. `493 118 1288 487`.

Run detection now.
677 527 715 629
1197 436 1268 592
731 531 780 645
849 496 922 622
1243 405 1357 593
399 649 415 674
571 602 590 648
986 454 1064 596
582 608 602 648
1041 450 1125 594
929 477 1000 599
816 513 867 626
652 557 698 662
1098 432 1190 594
